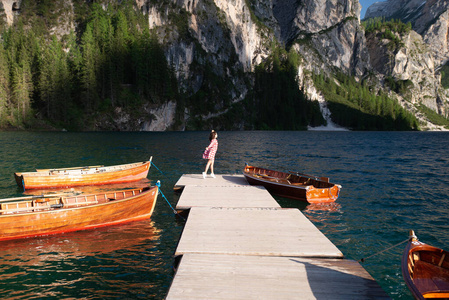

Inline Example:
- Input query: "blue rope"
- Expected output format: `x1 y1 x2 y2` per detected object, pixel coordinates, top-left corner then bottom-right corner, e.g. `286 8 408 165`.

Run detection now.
151 161 166 177
155 180 185 220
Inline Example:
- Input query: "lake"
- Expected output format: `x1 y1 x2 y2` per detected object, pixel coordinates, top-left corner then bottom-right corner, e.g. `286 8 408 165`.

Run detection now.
0 131 448 299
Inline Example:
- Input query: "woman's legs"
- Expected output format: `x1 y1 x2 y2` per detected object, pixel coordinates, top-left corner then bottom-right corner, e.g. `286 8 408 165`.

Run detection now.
210 159 215 177
203 159 215 178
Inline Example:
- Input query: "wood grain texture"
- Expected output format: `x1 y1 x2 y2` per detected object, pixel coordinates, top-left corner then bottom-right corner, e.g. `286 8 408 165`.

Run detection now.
167 254 390 300
14 160 151 189
0 186 158 241
176 185 280 210
175 207 343 258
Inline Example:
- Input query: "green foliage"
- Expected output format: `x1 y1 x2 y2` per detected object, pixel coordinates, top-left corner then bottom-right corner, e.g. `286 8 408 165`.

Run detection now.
363 17 412 35
417 104 449 128
362 17 411 50
0 40 9 127
385 76 414 95
0 1 178 130
244 0 268 30
441 62 449 89
1 22 37 128
250 47 324 130
312 72 419 130
0 6 6 33
0 0 431 131
167 8 191 41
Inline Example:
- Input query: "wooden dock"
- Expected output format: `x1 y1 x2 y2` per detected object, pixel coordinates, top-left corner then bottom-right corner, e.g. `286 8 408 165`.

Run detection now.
176 185 280 210
167 174 390 299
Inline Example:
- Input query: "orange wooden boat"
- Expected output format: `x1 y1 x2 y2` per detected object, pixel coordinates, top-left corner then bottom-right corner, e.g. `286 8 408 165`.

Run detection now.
14 158 152 190
0 186 158 241
243 164 341 203
402 230 449 299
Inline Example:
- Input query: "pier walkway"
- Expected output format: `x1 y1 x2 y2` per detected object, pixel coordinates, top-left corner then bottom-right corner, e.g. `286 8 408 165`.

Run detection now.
166 174 389 299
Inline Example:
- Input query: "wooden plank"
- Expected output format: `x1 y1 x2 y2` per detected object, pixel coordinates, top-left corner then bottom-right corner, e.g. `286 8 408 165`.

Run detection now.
167 253 390 300
175 207 343 258
176 185 280 210
174 174 249 191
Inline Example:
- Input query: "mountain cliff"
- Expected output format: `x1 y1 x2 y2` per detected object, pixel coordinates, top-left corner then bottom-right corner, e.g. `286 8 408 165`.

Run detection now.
365 0 449 129
0 0 448 130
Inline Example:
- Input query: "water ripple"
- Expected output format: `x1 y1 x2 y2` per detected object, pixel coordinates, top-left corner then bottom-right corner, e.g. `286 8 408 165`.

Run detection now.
0 131 448 299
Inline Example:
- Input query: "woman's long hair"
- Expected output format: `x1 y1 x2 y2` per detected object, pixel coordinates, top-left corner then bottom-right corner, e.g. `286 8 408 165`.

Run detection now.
209 130 217 141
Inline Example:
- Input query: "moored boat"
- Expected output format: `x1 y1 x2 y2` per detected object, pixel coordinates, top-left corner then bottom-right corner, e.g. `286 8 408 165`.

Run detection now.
402 230 449 300
0 186 158 241
14 158 152 190
243 164 341 203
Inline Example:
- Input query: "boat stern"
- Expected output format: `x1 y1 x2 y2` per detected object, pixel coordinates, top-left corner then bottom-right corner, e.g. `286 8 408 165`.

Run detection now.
306 184 341 204
14 173 25 190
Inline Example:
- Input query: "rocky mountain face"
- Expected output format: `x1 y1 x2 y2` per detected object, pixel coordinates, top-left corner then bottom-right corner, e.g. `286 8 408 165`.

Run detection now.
0 0 18 26
365 0 449 66
139 0 448 130
1 0 448 130
136 0 372 130
365 0 449 128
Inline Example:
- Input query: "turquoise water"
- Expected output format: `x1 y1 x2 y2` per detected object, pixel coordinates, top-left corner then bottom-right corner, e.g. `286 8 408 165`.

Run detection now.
0 131 448 299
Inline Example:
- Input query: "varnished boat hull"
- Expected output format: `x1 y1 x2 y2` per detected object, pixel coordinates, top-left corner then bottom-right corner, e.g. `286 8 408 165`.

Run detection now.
14 160 151 190
0 186 158 241
401 231 449 300
243 165 340 204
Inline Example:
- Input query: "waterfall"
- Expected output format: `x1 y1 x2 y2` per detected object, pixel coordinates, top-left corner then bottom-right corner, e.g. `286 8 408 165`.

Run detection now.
308 98 348 131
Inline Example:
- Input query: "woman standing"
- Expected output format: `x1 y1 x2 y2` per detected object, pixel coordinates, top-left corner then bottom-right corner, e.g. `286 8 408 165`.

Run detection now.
202 130 218 178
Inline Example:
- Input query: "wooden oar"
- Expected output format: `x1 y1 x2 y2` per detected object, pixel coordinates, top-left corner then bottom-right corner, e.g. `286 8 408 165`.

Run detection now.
36 165 104 172
0 193 74 203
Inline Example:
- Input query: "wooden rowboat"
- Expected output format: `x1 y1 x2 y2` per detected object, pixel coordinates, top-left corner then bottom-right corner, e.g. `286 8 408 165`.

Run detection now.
243 164 341 203
14 158 152 190
402 230 449 299
0 186 158 241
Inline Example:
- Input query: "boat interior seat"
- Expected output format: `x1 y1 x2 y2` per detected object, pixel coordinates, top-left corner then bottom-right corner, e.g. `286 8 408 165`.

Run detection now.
414 260 449 296
0 201 34 214
32 198 63 211
62 196 98 206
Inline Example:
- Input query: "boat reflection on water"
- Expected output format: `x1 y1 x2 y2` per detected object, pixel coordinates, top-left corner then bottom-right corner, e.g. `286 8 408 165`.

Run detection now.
3 178 161 264
302 202 342 235
0 219 161 267
275 195 341 212
304 202 341 212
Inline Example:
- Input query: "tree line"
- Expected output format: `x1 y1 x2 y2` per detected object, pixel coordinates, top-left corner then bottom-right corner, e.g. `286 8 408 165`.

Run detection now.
0 0 425 131
312 72 419 130
362 17 412 34
0 0 177 130
362 17 412 50
251 46 324 130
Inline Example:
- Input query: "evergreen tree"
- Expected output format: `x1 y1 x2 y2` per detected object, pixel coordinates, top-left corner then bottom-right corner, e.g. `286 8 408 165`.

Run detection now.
79 23 99 111
111 9 131 106
10 53 33 125
38 36 72 123
0 42 9 126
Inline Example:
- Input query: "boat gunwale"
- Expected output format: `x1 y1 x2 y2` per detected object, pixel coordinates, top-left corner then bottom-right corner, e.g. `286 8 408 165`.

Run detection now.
243 173 309 190
243 164 340 203
0 186 158 241
15 159 152 177
0 186 157 218
243 165 338 189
